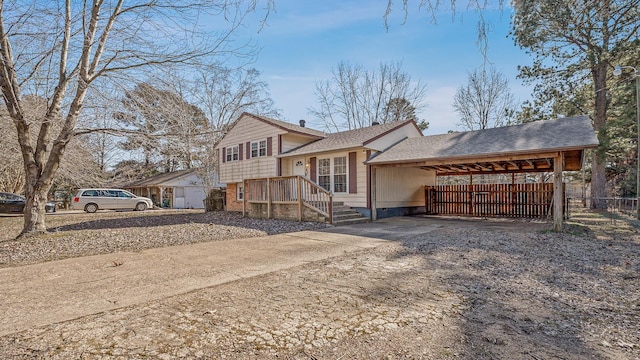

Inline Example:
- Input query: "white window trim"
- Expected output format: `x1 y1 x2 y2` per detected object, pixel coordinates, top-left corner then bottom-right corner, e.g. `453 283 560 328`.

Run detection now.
316 156 349 194
333 156 347 193
225 145 239 162
318 158 331 191
237 183 244 201
250 139 267 158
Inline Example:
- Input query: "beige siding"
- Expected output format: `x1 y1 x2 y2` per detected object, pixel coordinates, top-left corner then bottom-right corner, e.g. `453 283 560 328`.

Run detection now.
376 167 436 208
217 115 282 183
217 115 320 183
366 123 422 151
288 149 368 208
281 133 316 153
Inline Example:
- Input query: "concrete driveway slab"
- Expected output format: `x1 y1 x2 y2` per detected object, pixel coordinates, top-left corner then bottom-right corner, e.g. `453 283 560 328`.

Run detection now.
0 230 387 336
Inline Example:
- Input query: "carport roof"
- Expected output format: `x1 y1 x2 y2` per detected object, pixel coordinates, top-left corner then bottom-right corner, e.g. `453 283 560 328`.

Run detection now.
366 115 598 172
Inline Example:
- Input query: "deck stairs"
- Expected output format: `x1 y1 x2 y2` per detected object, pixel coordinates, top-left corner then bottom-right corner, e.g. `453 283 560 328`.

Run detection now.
331 202 369 226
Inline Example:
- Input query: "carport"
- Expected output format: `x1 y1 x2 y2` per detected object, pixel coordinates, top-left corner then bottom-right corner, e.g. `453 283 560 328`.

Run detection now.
365 115 599 231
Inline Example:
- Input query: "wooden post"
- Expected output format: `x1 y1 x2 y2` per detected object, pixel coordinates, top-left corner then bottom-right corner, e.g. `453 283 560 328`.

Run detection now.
371 166 377 221
242 180 247 218
553 152 564 232
267 178 272 219
297 176 302 221
468 174 473 215
328 194 333 224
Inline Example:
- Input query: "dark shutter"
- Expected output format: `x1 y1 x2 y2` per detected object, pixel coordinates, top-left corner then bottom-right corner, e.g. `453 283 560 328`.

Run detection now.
310 157 317 182
267 137 272 156
222 148 226 163
238 143 243 160
278 135 282 155
246 142 250 159
349 151 357 194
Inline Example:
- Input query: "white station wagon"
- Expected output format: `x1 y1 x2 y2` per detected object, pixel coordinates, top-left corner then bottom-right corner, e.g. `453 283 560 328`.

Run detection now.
72 189 154 213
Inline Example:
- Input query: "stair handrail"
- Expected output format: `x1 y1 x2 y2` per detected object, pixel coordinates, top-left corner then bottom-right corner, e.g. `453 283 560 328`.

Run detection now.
298 175 333 224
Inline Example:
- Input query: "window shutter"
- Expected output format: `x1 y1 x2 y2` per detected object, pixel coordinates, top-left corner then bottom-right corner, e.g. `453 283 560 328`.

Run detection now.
349 151 357 194
267 137 272 156
222 148 226 163
310 157 317 182
239 143 243 160
246 142 250 159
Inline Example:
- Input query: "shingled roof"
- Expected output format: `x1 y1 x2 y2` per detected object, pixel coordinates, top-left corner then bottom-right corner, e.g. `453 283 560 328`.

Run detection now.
240 113 325 138
122 169 199 188
366 115 599 165
280 120 419 157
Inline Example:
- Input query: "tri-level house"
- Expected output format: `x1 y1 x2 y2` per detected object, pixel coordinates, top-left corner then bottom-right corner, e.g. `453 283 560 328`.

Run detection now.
215 112 599 230
215 112 431 224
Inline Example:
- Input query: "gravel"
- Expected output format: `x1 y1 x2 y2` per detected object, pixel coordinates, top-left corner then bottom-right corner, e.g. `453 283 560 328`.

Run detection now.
0 209 639 359
0 210 327 268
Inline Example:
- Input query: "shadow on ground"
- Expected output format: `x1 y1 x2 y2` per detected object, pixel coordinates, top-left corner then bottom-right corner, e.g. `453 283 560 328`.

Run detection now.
323 213 639 359
48 211 326 235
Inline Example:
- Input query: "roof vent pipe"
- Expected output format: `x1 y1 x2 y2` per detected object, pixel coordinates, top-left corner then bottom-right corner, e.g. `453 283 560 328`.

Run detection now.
372 121 380 126
299 119 306 127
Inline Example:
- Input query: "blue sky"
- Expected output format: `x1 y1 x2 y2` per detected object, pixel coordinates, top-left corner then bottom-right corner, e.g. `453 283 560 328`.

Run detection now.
236 1 534 135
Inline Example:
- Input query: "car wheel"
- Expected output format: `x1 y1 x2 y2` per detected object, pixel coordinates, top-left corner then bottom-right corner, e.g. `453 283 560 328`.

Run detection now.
85 203 98 213
135 202 147 211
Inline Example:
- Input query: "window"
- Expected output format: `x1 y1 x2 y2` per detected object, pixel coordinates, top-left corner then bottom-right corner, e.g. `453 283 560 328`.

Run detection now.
237 184 244 201
103 190 118 197
318 158 331 191
251 139 267 158
117 191 133 198
333 156 347 193
316 156 349 193
225 145 239 162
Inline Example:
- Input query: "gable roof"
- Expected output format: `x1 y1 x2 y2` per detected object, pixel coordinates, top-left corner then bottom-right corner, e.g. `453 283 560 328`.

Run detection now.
123 169 200 188
366 115 599 165
279 120 420 157
239 112 325 138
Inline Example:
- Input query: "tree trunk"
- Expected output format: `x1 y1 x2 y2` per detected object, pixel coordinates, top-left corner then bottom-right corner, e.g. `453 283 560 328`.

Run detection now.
590 64 609 209
20 185 50 237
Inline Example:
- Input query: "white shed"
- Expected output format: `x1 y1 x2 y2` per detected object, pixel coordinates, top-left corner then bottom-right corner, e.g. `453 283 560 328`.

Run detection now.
123 169 218 209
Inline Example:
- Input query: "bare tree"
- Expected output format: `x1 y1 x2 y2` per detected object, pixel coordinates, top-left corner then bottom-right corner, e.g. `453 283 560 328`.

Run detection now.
0 0 271 237
452 66 517 131
195 66 281 135
191 65 280 191
310 61 428 132
0 96 103 195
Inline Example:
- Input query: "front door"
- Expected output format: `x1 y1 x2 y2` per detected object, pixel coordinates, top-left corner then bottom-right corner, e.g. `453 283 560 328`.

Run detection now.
292 158 306 177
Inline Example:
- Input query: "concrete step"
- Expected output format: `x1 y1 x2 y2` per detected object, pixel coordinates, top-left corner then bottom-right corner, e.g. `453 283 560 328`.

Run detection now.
333 213 366 221
330 204 369 226
332 217 370 226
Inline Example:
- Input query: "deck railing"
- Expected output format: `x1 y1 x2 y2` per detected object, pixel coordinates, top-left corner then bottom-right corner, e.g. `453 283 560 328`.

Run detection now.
425 183 562 218
244 175 333 223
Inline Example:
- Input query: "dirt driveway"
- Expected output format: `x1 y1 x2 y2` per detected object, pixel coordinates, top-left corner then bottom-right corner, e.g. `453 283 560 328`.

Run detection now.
0 212 639 359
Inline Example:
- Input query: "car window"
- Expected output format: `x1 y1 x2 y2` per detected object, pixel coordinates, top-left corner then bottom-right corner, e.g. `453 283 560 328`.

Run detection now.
117 191 133 198
7 194 23 201
100 190 118 197
81 190 99 197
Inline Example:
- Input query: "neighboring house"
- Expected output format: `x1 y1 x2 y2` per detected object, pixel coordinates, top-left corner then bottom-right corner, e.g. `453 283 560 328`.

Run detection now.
215 112 431 218
123 169 216 209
